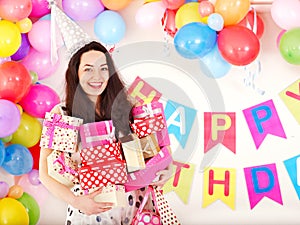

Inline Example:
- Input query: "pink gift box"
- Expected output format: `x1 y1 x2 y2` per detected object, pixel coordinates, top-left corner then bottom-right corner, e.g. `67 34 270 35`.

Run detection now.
79 120 116 149
124 146 172 192
131 102 170 147
40 112 83 153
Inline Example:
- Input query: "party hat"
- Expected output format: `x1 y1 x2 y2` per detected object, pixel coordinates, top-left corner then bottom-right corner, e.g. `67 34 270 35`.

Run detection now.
48 0 93 64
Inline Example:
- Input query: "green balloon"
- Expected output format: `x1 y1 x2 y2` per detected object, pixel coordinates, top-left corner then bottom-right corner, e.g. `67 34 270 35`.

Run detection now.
17 192 40 225
279 28 300 65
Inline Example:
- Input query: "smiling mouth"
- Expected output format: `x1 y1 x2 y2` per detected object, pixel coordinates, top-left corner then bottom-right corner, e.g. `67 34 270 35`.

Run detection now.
88 82 103 88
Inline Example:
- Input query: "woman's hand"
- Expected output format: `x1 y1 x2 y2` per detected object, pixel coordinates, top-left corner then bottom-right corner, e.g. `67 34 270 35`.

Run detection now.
72 188 114 216
150 163 173 190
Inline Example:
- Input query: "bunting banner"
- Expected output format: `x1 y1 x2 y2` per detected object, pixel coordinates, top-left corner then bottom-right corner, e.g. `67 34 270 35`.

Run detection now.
204 112 236 154
242 99 286 149
127 76 162 105
164 100 197 148
162 160 195 204
283 154 300 200
202 167 236 210
279 79 300 124
244 163 283 209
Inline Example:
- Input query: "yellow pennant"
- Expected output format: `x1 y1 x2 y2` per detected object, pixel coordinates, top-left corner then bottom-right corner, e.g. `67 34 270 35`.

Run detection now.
202 167 236 210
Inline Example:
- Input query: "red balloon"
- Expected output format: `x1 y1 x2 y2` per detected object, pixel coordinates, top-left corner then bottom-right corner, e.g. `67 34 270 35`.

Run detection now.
0 61 32 103
238 11 265 39
162 0 185 10
28 142 40 170
162 9 178 37
0 0 32 22
217 25 260 66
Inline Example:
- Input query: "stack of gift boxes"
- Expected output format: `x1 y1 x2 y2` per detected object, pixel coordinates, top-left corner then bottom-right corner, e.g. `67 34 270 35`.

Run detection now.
40 77 173 206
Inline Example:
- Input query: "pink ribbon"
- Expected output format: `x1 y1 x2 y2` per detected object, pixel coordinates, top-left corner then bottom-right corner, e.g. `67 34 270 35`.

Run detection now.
44 114 79 148
53 152 77 176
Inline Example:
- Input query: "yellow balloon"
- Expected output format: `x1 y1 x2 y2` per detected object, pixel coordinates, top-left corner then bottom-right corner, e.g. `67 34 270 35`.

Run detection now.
144 0 160 3
0 20 21 58
215 0 250 26
16 104 23 115
11 112 42 148
175 2 202 29
16 18 33 34
0 197 29 225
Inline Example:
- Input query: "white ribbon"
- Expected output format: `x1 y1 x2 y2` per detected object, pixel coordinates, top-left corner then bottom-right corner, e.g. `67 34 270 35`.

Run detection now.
48 0 58 65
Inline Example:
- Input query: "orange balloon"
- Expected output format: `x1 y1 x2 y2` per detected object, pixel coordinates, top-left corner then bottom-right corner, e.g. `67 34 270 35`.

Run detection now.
102 0 132 10
8 185 24 199
215 0 250 26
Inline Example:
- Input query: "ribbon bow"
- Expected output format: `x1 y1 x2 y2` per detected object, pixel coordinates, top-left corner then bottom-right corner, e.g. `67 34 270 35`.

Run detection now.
53 152 77 176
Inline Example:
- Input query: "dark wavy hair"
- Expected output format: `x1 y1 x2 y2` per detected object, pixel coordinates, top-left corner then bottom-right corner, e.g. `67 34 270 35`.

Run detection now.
64 41 132 137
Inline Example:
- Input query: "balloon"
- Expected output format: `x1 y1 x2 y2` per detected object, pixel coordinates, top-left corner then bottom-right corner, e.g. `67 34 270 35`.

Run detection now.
30 71 39 84
207 13 224 31
0 0 32 22
28 142 41 170
19 83 60 118
0 61 32 102
0 56 11 65
135 1 166 29
8 184 24 199
94 10 126 45
28 169 41 185
21 48 59 80
200 44 232 78
0 197 29 225
18 174 49 206
162 9 178 37
0 100 21 138
162 0 185 10
0 20 22 57
238 10 264 39
279 28 300 65
0 141 5 166
276 30 286 48
2 144 33 175
63 0 105 21
11 112 42 148
28 20 52 53
198 0 214 17
0 181 9 198
101 0 131 10
0 135 12 143
215 0 250 26
16 17 33 33
30 0 50 18
271 0 300 30
175 2 202 29
18 192 40 225
218 25 260 66
11 33 31 61
174 22 217 59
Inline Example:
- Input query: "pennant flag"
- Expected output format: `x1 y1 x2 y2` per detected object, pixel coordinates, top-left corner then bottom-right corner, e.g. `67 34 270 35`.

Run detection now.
162 160 195 204
127 76 162 105
204 112 236 154
202 167 236 210
243 99 286 149
244 163 283 209
164 100 197 148
279 79 300 124
283 154 300 200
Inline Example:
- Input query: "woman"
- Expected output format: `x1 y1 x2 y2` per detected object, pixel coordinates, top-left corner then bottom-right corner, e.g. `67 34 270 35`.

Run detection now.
39 41 172 225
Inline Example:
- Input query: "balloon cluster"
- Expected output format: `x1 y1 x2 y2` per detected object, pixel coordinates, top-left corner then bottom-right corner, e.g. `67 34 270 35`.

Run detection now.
138 0 265 78
271 0 300 65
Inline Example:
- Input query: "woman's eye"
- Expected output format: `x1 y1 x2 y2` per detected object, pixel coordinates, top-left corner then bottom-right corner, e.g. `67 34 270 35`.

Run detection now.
100 67 108 71
84 67 93 72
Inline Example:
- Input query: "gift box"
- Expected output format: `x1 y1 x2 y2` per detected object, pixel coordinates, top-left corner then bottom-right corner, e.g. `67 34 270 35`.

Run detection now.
47 150 79 188
80 142 122 162
124 146 172 192
40 112 83 153
78 157 127 190
94 184 126 207
120 134 146 173
140 133 160 159
132 101 170 147
79 120 116 149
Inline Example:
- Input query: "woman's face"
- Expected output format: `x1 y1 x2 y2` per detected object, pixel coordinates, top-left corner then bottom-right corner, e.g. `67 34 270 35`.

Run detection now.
78 50 109 103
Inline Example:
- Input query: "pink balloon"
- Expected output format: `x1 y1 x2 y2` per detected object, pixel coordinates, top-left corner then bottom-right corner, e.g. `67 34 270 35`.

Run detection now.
63 0 105 21
28 20 51 52
17 173 49 207
198 1 215 17
276 29 286 48
30 0 50 18
162 0 185 10
19 83 60 118
21 48 59 80
0 0 32 22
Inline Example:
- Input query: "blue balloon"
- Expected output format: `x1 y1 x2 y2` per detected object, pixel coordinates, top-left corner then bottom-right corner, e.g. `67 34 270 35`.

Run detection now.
174 22 217 59
2 144 33 175
94 10 126 45
0 140 5 166
199 44 232 79
39 13 51 21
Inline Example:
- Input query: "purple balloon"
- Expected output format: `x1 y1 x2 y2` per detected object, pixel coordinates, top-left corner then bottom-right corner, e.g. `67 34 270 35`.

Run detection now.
28 169 41 185
63 0 105 21
0 99 21 138
11 34 30 61
0 181 9 198
19 83 60 118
